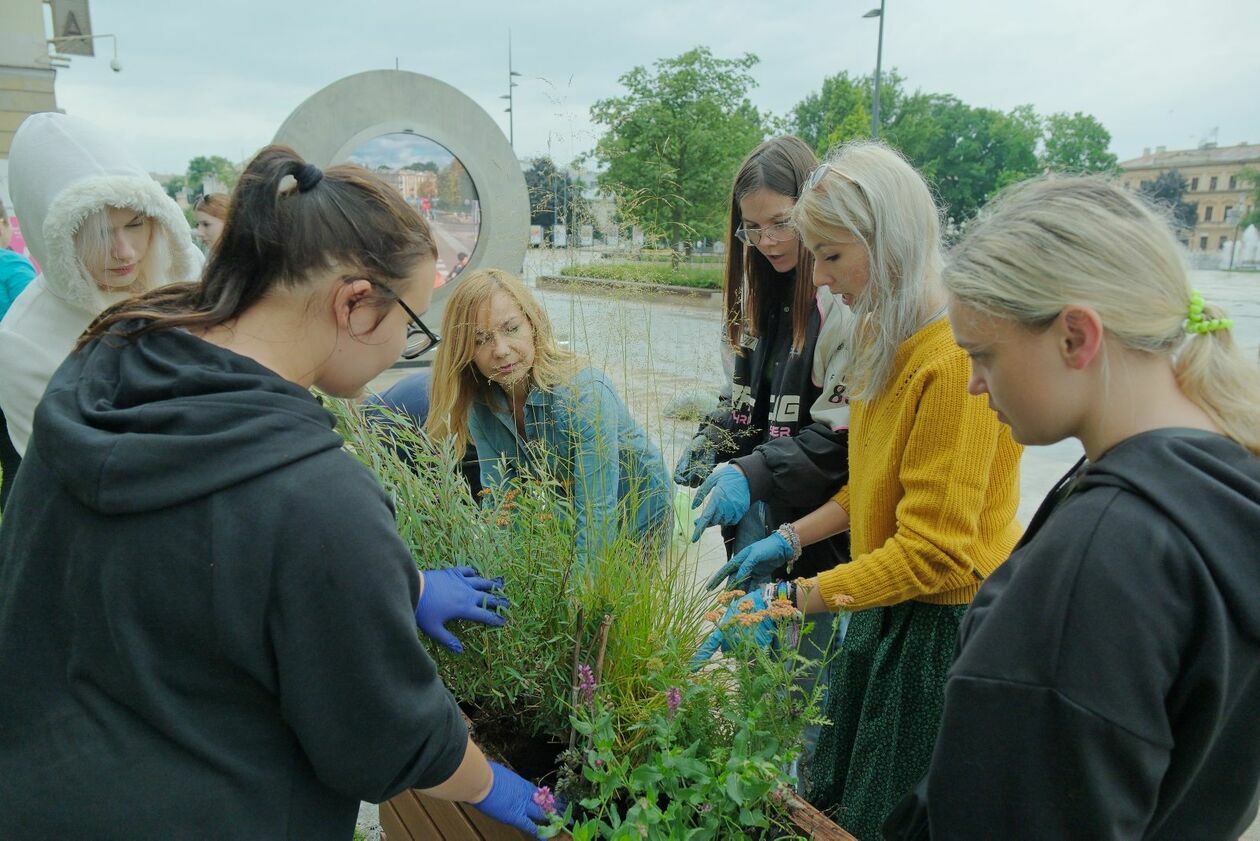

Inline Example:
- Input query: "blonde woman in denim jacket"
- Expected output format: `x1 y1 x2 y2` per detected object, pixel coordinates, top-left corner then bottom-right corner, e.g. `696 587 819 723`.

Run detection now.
427 269 672 564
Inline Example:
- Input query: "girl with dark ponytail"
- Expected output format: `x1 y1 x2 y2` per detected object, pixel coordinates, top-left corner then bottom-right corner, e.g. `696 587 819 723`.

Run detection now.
0 146 551 839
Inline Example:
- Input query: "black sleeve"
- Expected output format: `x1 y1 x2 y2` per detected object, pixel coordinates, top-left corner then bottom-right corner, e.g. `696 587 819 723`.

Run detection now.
268 457 468 802
731 421 848 506
922 493 1191 839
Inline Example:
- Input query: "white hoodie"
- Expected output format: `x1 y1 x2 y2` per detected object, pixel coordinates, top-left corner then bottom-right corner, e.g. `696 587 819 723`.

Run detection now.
0 113 202 456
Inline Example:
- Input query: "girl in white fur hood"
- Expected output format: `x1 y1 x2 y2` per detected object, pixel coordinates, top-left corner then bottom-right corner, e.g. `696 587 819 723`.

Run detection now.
0 113 202 475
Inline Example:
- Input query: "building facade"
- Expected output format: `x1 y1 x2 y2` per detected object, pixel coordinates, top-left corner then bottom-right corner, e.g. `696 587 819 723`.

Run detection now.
1119 142 1259 253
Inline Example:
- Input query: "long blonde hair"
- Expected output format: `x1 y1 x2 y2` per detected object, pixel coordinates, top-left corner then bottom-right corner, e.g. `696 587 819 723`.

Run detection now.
946 176 1260 455
426 269 581 456
792 141 946 400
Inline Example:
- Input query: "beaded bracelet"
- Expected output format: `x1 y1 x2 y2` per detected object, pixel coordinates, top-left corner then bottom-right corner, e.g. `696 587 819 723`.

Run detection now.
776 522 803 574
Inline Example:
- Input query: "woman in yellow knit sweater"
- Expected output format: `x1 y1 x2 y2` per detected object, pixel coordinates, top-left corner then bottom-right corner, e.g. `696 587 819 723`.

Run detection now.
695 142 1023 839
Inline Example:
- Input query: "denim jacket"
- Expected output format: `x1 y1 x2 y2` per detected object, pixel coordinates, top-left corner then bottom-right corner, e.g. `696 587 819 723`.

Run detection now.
468 367 671 562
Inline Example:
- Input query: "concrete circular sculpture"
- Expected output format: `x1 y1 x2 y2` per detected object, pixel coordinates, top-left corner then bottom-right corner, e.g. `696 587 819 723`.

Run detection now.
272 69 528 303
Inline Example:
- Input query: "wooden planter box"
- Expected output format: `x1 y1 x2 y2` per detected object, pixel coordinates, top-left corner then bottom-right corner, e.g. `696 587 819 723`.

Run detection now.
381 788 855 841
381 788 550 841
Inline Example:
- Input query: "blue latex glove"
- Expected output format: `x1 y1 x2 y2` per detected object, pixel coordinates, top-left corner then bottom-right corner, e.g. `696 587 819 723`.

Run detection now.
690 467 751 542
673 433 717 487
416 566 509 654
705 531 793 592
689 589 777 671
469 761 549 838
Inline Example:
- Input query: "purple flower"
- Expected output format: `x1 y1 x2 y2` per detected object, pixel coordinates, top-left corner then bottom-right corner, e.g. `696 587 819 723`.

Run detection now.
532 785 557 816
577 663 597 704
697 803 712 814
666 687 682 719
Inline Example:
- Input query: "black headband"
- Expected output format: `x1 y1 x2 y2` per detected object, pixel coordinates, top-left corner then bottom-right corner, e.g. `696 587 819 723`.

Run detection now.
295 163 324 193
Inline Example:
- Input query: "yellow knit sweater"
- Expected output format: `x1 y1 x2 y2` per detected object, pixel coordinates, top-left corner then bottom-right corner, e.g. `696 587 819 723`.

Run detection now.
816 318 1023 610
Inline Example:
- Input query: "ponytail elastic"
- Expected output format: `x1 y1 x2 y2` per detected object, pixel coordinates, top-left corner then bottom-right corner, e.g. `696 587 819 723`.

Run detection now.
295 163 324 193
1185 290 1234 335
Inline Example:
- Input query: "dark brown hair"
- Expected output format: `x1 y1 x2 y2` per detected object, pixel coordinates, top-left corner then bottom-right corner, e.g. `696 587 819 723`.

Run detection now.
723 135 818 353
193 192 230 221
81 145 437 347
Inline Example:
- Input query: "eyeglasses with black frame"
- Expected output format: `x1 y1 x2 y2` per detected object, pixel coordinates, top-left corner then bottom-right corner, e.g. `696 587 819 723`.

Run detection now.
395 296 441 359
358 277 441 359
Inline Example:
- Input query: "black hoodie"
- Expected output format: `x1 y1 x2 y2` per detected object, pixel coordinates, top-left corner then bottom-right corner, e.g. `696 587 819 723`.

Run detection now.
887 429 1260 840
0 326 467 840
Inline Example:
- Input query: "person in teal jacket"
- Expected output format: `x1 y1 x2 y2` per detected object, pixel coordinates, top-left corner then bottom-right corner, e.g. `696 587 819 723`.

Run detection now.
426 269 672 564
0 196 37 510
0 197 36 322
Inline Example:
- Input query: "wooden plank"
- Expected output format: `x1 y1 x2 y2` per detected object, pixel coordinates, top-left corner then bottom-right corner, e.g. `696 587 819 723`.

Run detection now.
382 791 430 841
784 792 860 841
418 794 491 840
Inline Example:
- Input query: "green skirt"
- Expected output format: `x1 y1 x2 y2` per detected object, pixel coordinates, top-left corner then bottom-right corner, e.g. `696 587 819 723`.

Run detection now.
807 600 967 841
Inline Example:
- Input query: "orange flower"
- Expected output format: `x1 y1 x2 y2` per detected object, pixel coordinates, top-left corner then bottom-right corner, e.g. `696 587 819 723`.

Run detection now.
495 516 510 527
828 593 855 608
736 600 754 613
715 589 746 606
768 604 800 620
703 611 722 623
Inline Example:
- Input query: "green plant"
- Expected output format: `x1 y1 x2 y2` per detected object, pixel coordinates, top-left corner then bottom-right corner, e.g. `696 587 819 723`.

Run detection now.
545 618 827 840
332 400 828 837
559 263 722 290
333 403 710 754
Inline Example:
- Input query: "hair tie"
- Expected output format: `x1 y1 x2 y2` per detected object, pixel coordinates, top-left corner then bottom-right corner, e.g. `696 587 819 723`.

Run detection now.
1185 290 1234 335
295 163 323 193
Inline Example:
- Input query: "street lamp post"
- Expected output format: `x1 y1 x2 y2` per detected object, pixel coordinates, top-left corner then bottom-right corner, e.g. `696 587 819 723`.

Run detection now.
1228 191 1248 271
863 2 886 139
499 30 522 148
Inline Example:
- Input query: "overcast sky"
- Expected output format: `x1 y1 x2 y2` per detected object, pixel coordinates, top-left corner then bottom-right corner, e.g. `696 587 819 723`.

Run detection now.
49 0 1260 176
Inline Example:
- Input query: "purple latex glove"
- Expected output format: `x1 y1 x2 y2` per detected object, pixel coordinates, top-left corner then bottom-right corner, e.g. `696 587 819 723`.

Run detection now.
469 761 549 837
416 566 508 654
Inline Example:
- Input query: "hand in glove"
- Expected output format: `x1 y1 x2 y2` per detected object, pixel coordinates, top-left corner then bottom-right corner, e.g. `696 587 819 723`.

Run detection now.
416 566 509 654
690 466 751 542
689 586 783 671
706 530 793 592
673 432 718 487
469 761 550 838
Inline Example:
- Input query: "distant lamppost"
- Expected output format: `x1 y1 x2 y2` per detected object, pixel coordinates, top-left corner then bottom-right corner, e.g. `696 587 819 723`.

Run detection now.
863 2 886 139
1227 191 1248 271
499 30 523 148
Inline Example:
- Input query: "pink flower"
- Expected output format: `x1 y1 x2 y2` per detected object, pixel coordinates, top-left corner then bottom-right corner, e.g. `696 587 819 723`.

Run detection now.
577 663 597 705
666 687 682 719
697 803 712 813
532 785 557 816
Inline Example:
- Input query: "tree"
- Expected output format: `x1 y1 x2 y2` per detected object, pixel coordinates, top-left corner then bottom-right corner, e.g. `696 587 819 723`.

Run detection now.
1041 112 1119 174
405 161 439 173
590 47 768 245
789 70 905 155
523 157 591 231
882 95 1041 222
1236 166 1260 228
437 160 465 211
186 155 238 194
1139 169 1198 232
161 175 186 200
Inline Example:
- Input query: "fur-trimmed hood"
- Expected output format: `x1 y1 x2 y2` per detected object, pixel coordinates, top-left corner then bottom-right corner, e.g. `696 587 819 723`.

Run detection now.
8 112 201 313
